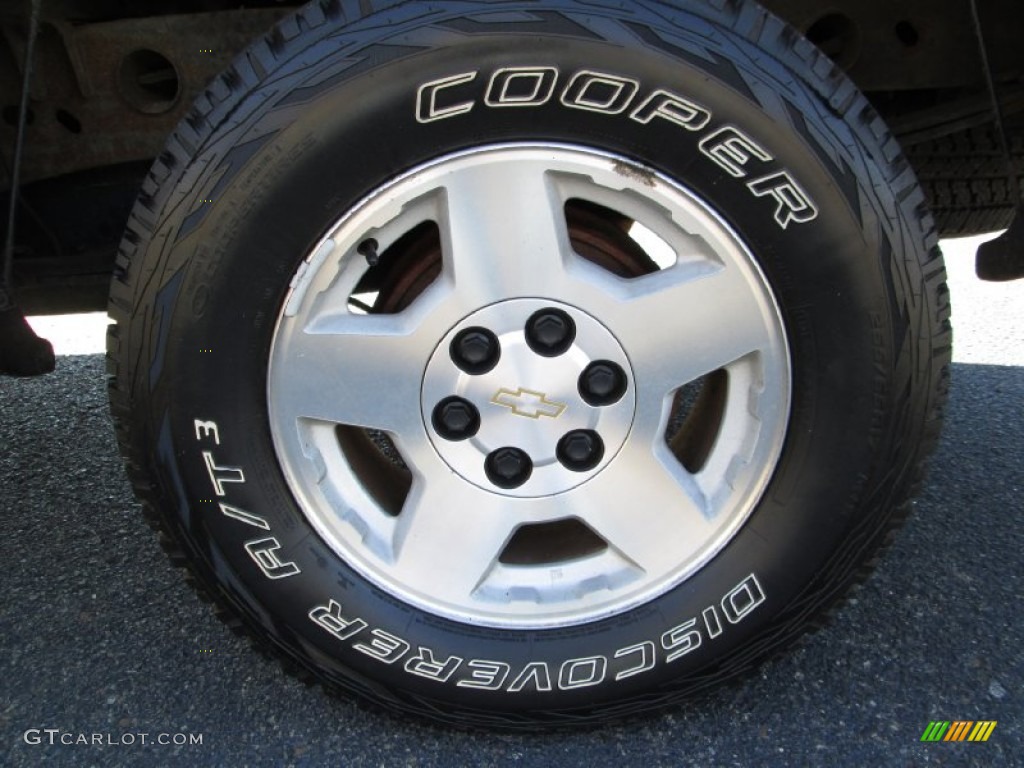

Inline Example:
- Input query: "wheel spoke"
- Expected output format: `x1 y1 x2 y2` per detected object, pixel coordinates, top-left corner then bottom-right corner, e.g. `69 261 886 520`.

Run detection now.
390 476 516 603
610 264 774 397
579 442 714 576
438 158 573 303
272 315 427 434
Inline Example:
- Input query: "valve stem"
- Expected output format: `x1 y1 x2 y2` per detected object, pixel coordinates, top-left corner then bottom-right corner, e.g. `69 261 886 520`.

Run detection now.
358 238 380 266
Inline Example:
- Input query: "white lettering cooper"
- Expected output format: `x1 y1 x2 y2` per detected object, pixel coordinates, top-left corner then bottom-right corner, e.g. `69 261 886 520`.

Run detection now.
560 70 640 114
698 125 773 178
747 171 818 229
413 69 818 230
629 88 712 131
416 71 477 123
485 66 558 107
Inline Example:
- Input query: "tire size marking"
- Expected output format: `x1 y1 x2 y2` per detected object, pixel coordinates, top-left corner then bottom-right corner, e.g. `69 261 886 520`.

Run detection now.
193 418 301 580
307 574 766 693
415 67 817 229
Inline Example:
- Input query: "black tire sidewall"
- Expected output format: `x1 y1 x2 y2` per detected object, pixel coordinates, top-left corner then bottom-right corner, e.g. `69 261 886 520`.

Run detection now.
143 15 908 716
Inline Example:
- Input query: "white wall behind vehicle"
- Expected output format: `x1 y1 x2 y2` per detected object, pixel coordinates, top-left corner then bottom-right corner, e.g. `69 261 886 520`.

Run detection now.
25 312 107 356
940 232 1024 366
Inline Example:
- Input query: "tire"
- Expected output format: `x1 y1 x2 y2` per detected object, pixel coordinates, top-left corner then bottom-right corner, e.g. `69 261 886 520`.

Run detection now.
107 0 951 728
910 124 1024 236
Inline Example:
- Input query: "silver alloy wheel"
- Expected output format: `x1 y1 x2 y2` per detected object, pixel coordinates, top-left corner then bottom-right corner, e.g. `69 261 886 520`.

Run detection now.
267 144 790 629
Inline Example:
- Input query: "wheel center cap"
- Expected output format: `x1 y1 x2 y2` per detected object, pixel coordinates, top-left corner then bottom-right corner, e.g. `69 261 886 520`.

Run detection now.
421 299 636 497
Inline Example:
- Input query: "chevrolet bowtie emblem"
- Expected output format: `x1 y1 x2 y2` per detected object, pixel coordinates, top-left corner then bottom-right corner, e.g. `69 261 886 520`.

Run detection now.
490 388 567 420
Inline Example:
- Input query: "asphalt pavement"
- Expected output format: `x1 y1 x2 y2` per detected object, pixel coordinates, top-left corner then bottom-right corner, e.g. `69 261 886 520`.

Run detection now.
1 237 1021 767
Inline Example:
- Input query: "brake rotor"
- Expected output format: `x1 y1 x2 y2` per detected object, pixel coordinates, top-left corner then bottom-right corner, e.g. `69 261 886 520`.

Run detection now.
368 201 659 313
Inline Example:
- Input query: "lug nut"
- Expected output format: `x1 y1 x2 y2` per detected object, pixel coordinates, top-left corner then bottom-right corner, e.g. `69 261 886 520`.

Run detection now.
484 447 533 489
578 360 627 406
450 327 500 375
525 308 576 357
556 430 605 472
432 396 480 441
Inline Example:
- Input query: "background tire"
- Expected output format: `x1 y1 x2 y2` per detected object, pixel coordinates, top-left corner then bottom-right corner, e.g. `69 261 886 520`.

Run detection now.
107 0 951 728
909 124 1024 236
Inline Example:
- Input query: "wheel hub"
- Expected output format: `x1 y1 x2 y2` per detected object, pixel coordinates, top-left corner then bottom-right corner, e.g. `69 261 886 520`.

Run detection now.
422 299 635 497
268 143 791 628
